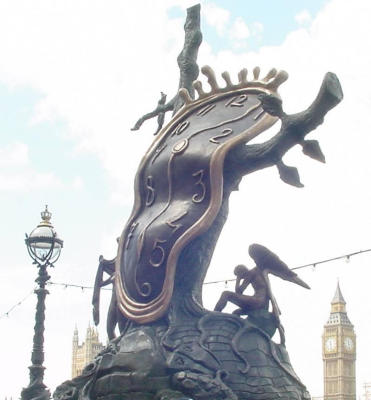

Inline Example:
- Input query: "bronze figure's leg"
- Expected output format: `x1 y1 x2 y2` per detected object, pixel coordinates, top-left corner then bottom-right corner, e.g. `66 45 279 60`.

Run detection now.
214 290 266 313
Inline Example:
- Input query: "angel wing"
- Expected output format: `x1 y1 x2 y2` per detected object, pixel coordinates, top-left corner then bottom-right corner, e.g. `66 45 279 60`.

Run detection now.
248 243 310 289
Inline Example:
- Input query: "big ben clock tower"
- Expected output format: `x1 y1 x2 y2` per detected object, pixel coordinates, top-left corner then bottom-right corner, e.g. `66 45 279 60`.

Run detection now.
323 282 356 400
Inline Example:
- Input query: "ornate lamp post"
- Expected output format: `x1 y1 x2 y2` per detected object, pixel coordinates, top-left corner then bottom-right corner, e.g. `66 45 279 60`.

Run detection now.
21 206 63 400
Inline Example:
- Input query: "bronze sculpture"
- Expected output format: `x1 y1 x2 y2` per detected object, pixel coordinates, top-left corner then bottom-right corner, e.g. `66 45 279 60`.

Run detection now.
54 4 343 400
214 243 310 344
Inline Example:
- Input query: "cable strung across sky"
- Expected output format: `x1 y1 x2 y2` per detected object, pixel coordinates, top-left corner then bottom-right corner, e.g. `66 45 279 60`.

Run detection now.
1 247 371 320
0 289 35 320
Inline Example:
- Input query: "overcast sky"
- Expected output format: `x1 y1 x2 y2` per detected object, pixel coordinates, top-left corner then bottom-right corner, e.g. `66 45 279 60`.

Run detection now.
1 0 371 398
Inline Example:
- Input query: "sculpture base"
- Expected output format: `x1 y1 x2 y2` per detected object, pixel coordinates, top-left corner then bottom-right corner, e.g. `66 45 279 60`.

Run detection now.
54 309 310 400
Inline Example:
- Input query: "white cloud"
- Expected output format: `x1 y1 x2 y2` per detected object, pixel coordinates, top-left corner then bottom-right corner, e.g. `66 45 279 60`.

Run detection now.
0 0 189 203
0 141 29 167
229 18 263 49
71 176 84 190
0 142 83 192
0 142 62 192
295 9 312 26
251 21 264 37
229 16 250 40
202 2 230 35
0 170 61 192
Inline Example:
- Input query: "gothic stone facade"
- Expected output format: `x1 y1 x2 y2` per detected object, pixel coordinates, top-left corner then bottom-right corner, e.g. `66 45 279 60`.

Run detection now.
72 325 104 378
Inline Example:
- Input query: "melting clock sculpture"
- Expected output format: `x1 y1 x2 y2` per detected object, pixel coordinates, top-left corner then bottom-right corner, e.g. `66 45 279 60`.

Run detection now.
54 5 343 400
115 65 290 324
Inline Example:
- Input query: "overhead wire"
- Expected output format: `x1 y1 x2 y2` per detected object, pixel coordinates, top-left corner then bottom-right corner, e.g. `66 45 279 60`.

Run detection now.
0 288 36 320
291 248 371 271
204 248 371 284
47 282 111 291
2 247 371 319
39 247 371 287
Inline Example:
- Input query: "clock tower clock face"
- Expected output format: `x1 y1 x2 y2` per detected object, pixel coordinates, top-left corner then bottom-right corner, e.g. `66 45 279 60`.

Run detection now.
344 337 354 351
325 337 337 352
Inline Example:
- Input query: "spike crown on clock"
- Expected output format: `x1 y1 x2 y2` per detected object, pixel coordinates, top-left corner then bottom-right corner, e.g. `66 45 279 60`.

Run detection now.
115 65 289 323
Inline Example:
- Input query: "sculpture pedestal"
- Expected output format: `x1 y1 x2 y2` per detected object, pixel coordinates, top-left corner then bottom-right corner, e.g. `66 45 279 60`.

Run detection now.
54 309 310 400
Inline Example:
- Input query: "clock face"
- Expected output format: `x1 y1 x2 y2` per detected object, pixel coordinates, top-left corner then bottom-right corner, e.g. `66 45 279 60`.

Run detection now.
325 337 337 352
114 67 289 323
116 84 278 322
344 337 354 351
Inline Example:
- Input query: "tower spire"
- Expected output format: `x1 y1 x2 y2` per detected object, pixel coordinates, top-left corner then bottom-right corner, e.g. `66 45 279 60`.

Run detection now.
73 325 78 342
327 281 350 321
331 280 346 304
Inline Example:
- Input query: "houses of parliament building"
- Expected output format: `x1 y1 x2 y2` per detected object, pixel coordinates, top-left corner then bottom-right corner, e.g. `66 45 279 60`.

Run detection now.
71 324 105 378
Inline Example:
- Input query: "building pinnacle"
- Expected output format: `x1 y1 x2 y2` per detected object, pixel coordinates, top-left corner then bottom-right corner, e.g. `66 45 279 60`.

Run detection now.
331 280 346 304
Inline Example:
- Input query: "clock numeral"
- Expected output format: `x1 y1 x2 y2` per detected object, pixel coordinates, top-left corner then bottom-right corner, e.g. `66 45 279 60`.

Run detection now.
192 169 207 203
126 222 139 250
171 120 189 137
149 239 167 267
210 128 233 144
225 94 248 107
166 211 188 234
197 103 216 116
145 176 156 207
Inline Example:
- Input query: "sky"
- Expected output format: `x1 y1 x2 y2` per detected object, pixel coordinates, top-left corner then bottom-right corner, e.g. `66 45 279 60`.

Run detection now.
1 0 371 398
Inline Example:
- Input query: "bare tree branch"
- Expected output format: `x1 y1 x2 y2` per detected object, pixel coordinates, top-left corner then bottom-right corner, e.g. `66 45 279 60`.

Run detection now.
173 3 202 114
131 4 202 133
225 72 343 184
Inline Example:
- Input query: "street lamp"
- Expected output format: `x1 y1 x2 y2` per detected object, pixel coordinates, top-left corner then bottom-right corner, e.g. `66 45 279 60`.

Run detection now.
21 206 63 400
